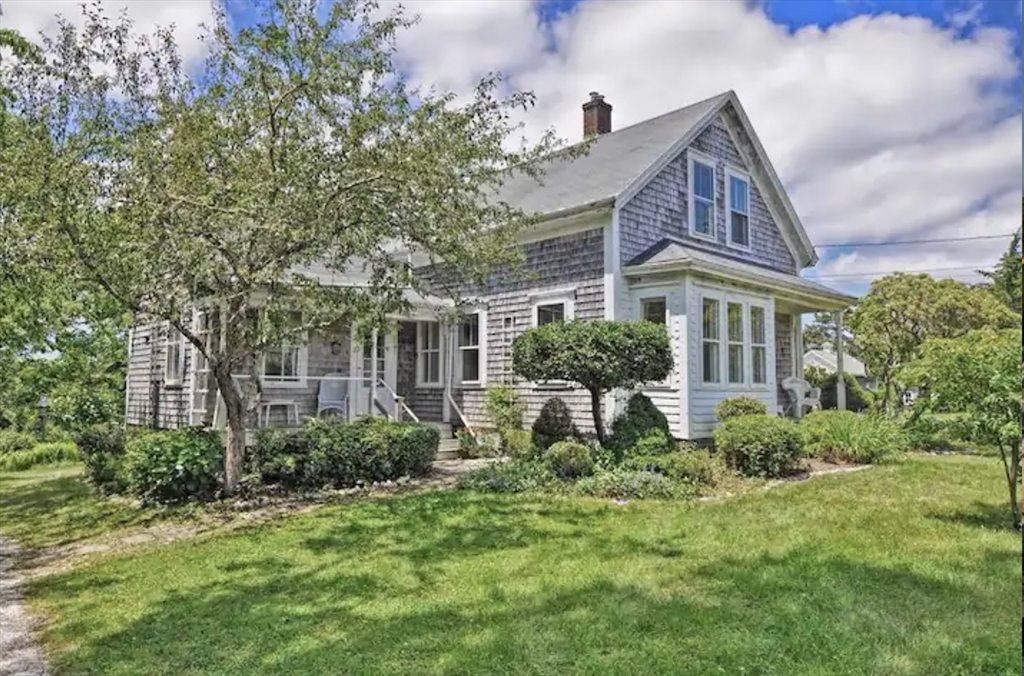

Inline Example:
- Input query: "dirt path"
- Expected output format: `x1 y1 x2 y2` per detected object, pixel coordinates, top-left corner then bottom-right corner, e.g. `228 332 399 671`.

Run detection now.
0 537 50 676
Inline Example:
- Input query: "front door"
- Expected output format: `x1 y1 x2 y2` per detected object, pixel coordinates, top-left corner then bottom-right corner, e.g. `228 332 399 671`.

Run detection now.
352 330 395 418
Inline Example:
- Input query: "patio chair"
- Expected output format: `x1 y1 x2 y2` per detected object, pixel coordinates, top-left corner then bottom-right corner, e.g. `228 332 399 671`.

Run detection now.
781 376 821 417
317 373 349 420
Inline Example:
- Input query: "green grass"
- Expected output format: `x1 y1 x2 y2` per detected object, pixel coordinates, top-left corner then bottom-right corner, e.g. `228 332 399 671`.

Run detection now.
10 456 1024 675
0 464 165 550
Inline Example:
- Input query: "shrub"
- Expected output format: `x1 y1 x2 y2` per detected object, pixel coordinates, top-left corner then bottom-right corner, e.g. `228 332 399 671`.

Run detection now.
608 393 671 457
124 428 224 503
531 398 578 451
625 447 716 486
0 442 80 472
802 410 907 464
629 428 676 457
0 429 35 455
901 411 967 452
819 373 872 412
501 428 536 459
575 468 694 500
715 396 768 421
249 427 310 486
484 385 524 431
544 441 595 480
76 424 127 493
513 320 672 443
458 459 553 493
714 414 803 478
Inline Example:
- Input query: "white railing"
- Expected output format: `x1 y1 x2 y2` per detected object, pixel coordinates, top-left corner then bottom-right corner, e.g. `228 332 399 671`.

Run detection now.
376 378 420 423
446 391 473 436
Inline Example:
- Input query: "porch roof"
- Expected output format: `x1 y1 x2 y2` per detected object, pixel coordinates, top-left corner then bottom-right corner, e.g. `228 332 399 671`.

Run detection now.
624 239 856 311
288 262 455 309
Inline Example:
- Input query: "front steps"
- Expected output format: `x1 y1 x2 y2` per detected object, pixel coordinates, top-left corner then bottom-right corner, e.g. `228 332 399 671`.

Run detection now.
421 421 461 460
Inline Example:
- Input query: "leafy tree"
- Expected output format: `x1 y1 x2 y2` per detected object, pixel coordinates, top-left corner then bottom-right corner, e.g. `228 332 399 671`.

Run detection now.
512 321 672 444
977 229 1022 315
847 273 1017 412
907 329 1022 529
2 0 573 492
803 365 829 389
802 312 836 351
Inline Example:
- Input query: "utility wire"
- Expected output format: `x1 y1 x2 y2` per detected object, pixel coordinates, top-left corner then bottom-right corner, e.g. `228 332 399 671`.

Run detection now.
808 265 992 280
814 232 1017 248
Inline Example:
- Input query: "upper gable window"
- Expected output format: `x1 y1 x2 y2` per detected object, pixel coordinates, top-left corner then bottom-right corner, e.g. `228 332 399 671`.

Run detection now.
727 171 750 249
688 152 716 240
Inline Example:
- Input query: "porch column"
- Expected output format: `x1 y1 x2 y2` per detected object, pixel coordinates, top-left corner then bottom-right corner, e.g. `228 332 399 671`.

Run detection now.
370 327 379 416
442 322 453 423
834 310 846 411
793 314 804 419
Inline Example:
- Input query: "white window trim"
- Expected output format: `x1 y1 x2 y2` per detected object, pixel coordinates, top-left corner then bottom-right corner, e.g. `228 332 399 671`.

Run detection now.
456 310 488 388
687 149 717 243
726 300 746 385
530 288 576 389
637 292 673 389
750 305 768 385
164 324 186 386
416 320 443 388
696 289 771 392
260 322 309 389
725 167 752 252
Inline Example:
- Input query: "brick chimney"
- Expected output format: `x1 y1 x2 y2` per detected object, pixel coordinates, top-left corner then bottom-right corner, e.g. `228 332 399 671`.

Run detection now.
582 92 612 137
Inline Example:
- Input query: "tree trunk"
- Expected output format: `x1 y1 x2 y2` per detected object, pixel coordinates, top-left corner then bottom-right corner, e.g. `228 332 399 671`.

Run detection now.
589 388 605 445
215 368 247 495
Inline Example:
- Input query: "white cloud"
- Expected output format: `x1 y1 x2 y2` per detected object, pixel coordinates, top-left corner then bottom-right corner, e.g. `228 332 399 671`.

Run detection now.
383 0 1021 285
1 0 214 68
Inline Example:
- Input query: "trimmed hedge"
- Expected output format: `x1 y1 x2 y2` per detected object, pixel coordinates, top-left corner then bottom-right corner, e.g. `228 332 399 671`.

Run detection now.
801 410 906 464
715 396 768 421
544 441 595 480
124 428 224 503
76 425 128 494
251 417 439 489
0 442 79 471
714 414 803 478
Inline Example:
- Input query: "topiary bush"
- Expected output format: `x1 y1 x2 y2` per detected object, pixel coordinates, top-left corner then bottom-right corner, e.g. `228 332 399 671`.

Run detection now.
801 410 906 464
714 396 768 421
458 459 554 493
544 440 595 480
608 393 671 458
124 428 224 503
714 414 803 478
531 397 578 451
0 429 35 455
819 373 872 412
575 468 694 500
0 442 80 471
76 424 127 494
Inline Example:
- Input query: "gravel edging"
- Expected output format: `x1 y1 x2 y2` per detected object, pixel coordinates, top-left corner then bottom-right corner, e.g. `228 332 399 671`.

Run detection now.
0 537 50 676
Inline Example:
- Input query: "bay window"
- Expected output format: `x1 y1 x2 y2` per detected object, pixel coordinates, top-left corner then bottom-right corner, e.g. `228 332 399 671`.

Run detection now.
727 302 744 384
699 292 770 388
701 298 721 384
751 306 767 384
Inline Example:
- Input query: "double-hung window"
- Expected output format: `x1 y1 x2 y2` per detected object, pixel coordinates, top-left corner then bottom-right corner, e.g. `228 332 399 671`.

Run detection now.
689 152 716 239
417 321 441 387
727 170 750 248
700 292 770 388
530 288 575 387
262 311 306 385
165 325 185 385
459 312 486 386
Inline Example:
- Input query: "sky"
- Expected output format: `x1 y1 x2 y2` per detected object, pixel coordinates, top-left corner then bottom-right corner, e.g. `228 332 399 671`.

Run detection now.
4 0 1022 296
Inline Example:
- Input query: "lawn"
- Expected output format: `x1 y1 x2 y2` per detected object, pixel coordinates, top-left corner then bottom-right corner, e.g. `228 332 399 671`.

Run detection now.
4 455 1021 675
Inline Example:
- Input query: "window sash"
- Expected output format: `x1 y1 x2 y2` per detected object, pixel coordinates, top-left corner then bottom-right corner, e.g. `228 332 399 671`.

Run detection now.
459 314 482 383
165 329 185 383
728 174 750 247
691 159 716 237
701 298 720 383
641 297 667 325
536 302 565 326
751 306 767 384
418 321 441 385
727 302 745 384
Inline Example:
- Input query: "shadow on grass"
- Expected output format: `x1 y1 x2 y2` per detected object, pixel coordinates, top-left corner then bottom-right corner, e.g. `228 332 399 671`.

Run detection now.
927 500 1018 531
33 491 1021 676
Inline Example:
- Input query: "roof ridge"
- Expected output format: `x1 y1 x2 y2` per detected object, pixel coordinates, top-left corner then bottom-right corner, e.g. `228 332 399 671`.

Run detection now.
590 90 732 141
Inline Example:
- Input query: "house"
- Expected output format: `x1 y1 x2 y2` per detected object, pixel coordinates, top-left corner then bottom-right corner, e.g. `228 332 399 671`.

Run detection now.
804 348 876 390
124 90 856 440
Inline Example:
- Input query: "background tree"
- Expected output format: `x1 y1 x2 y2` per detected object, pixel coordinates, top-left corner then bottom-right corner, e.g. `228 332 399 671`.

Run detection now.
2 0 574 492
511 321 672 444
907 329 1022 529
847 273 1017 411
977 229 1022 315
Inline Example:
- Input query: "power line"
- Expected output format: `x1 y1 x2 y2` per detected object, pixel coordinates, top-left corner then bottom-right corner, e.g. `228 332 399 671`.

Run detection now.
808 265 992 280
814 232 1018 248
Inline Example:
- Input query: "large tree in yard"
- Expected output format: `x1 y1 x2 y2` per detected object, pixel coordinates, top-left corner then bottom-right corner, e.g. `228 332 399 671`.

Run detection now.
0 0 574 492
512 321 672 444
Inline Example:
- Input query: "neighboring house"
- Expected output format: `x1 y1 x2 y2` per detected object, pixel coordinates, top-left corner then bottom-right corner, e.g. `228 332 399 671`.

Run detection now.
124 90 856 440
804 348 876 390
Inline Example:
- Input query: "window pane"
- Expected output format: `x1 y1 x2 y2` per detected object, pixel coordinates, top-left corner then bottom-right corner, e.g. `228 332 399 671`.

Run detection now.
427 353 440 383
694 199 714 235
428 322 440 348
753 346 767 384
728 344 744 384
265 349 283 377
461 349 480 382
282 346 299 378
731 212 749 246
729 176 748 213
460 315 479 348
537 303 565 326
693 161 714 199
702 298 719 340
702 342 720 383
750 306 765 345
727 303 744 342
642 298 667 324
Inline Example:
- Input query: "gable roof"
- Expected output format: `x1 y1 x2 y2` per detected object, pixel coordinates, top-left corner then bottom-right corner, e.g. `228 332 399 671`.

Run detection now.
804 348 868 378
494 90 818 268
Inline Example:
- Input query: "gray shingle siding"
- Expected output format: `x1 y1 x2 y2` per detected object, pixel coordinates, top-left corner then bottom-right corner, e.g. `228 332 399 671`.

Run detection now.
619 115 796 274
775 312 793 413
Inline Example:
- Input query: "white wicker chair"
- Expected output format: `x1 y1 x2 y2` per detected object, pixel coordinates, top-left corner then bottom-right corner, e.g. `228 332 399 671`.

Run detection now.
781 376 822 417
317 373 350 419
